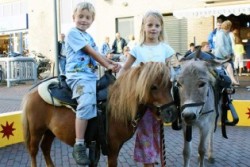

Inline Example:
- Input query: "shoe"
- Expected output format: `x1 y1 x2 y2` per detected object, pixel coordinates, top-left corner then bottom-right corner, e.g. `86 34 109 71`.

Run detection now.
232 82 240 87
72 143 90 165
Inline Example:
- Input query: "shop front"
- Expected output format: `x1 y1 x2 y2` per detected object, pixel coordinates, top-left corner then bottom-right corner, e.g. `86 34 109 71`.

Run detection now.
173 4 250 49
0 14 29 57
173 4 250 71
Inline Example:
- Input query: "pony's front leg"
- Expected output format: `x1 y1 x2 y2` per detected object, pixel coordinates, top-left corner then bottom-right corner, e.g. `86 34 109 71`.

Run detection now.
183 126 192 167
107 145 121 167
198 126 211 167
207 127 215 164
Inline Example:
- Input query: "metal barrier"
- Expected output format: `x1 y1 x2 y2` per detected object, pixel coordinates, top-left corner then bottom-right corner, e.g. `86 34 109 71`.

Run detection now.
0 57 37 87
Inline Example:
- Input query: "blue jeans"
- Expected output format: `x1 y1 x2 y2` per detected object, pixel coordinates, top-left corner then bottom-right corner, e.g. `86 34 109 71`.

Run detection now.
58 56 66 75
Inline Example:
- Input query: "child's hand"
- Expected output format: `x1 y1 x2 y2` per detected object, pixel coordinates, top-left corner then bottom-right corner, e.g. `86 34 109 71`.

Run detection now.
107 63 121 73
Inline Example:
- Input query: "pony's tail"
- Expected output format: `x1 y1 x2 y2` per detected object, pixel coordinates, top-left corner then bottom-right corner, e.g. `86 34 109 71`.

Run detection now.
21 94 31 148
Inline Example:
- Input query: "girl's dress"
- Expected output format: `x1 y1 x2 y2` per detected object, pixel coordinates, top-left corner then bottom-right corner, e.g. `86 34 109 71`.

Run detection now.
134 108 161 163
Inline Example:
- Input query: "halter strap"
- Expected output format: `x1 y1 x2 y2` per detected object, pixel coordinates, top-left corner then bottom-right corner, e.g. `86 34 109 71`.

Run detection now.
131 101 176 128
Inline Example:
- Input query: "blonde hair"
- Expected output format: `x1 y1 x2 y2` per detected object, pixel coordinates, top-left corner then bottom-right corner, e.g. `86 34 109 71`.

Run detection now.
221 20 232 31
73 2 95 20
201 41 209 48
139 10 165 45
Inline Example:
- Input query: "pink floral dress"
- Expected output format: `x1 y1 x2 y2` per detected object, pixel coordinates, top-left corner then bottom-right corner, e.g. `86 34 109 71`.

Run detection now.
133 108 161 163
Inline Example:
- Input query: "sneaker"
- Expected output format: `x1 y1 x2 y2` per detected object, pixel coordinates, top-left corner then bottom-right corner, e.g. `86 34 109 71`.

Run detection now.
72 143 90 165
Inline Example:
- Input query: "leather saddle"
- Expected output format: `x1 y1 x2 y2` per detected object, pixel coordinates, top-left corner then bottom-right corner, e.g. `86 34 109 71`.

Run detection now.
47 70 116 109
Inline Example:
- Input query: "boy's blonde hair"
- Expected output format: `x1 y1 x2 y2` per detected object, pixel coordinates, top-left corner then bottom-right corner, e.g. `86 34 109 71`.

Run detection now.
73 2 95 20
221 20 232 31
139 10 165 45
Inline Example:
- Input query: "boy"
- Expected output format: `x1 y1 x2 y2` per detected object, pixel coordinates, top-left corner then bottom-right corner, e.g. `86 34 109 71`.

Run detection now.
65 2 120 165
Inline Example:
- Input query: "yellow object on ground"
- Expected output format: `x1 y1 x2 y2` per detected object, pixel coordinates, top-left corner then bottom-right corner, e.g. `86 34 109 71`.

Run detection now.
0 111 23 147
231 100 250 126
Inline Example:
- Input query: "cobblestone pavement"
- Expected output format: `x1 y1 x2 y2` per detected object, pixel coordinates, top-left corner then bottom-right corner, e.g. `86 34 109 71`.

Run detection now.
0 77 249 167
0 126 249 167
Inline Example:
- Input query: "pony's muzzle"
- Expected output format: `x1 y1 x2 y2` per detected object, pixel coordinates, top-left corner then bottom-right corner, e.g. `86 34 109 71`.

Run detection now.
182 112 196 122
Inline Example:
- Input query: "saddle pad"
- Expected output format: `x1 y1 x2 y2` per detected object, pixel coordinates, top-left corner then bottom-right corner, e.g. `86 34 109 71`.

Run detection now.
38 78 75 111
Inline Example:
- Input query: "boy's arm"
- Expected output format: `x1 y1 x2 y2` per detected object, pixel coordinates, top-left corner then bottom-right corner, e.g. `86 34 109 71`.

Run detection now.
82 45 120 72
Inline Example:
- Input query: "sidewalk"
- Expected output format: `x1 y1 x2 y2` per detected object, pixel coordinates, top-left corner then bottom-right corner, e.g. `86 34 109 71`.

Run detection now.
0 126 249 167
0 77 249 166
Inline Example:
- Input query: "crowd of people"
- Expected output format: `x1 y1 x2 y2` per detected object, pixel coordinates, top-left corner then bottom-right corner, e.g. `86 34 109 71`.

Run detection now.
184 18 250 86
57 2 249 166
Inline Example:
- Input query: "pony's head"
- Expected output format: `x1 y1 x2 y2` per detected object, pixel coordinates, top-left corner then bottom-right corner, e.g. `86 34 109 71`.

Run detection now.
107 62 177 124
176 59 217 125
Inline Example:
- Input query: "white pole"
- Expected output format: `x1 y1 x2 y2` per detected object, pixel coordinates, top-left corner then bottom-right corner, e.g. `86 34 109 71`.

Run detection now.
54 0 59 76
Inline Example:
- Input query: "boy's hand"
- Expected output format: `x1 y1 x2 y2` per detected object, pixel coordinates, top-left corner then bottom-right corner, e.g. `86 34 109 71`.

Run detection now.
107 62 121 73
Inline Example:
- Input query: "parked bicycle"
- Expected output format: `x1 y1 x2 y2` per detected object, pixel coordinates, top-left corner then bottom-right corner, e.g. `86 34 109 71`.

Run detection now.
30 51 52 80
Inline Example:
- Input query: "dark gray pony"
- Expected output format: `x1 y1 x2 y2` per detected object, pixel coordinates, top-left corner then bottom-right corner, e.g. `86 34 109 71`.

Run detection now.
172 51 238 167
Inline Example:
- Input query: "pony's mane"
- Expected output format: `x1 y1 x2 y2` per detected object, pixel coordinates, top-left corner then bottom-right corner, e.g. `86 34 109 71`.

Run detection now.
107 62 170 124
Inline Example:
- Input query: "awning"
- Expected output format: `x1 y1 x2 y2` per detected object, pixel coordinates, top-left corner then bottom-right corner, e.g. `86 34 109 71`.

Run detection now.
173 4 250 19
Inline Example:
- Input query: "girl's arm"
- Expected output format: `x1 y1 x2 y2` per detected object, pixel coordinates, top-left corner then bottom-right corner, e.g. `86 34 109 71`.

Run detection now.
118 53 136 76
82 45 120 72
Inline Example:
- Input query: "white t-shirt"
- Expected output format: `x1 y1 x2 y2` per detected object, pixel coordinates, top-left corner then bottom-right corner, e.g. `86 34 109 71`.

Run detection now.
130 42 175 66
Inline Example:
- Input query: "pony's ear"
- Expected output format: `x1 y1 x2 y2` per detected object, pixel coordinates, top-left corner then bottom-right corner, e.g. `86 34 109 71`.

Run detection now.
139 62 144 66
169 53 182 67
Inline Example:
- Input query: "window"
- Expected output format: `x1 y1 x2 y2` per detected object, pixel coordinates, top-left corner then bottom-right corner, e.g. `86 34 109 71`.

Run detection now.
116 17 134 42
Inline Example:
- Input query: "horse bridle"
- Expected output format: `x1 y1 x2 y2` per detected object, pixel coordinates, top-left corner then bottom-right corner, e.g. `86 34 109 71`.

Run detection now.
179 85 218 142
180 85 214 116
131 101 176 128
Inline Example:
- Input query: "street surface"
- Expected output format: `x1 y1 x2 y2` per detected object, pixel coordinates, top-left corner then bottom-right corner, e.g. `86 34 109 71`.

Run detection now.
0 76 249 167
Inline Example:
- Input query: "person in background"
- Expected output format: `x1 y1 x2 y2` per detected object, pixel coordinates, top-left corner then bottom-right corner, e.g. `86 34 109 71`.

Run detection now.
234 37 245 76
112 32 127 54
245 32 250 74
65 2 121 165
58 33 67 75
127 34 137 50
200 41 211 52
119 46 130 63
208 18 223 53
184 43 195 57
100 36 111 56
214 20 239 86
118 10 175 167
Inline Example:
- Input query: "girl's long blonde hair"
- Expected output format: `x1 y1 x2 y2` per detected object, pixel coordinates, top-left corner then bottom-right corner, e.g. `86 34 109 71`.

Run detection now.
139 10 165 45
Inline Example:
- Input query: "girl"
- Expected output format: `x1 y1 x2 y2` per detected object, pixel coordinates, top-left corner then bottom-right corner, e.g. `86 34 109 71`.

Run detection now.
234 37 245 76
119 10 175 167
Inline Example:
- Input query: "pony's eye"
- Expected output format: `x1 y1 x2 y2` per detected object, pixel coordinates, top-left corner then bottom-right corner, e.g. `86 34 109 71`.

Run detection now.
198 82 206 88
151 85 158 90
176 82 181 88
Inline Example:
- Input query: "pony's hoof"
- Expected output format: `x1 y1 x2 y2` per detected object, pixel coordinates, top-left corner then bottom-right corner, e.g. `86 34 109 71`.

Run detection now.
207 157 215 164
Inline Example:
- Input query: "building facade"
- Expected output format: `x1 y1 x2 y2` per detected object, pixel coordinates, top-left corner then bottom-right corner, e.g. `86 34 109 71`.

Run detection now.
1 0 250 59
0 0 28 56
